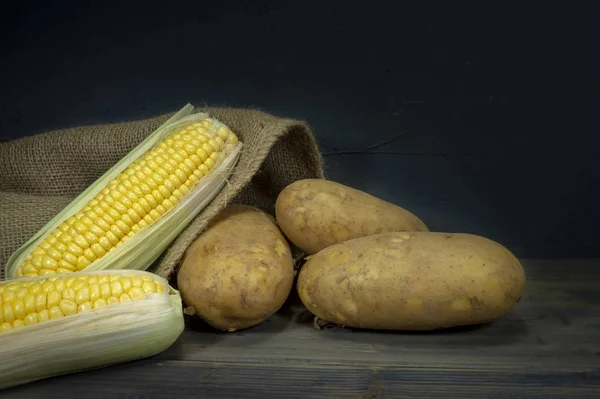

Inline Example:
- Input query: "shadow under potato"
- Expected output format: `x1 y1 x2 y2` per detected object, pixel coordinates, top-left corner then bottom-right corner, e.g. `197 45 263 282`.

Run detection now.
182 307 293 338
292 307 529 347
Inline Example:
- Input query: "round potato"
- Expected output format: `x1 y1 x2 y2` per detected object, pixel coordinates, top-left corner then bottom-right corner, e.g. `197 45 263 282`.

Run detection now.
177 205 294 331
275 179 428 255
297 232 525 330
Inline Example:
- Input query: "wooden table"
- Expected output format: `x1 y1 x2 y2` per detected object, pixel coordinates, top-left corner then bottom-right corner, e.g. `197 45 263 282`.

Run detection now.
3 259 599 398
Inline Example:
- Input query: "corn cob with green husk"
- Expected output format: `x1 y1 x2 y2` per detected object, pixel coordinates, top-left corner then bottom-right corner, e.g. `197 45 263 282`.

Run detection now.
5 104 242 279
0 269 184 390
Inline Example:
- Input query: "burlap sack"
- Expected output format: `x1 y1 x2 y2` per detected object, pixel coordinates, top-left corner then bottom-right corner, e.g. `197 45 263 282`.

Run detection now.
0 106 324 281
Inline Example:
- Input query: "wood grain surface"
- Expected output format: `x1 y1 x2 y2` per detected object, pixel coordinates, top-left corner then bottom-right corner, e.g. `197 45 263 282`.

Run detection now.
2 259 599 398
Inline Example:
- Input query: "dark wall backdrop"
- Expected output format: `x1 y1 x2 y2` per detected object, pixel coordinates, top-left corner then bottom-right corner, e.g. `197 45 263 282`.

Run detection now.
1 1 598 258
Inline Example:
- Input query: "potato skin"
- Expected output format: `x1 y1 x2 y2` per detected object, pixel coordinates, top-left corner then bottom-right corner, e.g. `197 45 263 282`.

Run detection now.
275 179 428 255
177 205 294 331
297 232 525 330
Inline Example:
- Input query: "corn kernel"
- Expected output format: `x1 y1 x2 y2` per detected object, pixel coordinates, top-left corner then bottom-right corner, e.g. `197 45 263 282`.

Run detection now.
112 200 128 215
47 291 61 308
89 243 106 258
41 281 55 294
93 298 107 309
62 288 76 302
49 306 64 320
15 288 28 299
110 281 124 297
73 221 87 235
106 296 119 305
75 286 90 305
13 298 25 319
24 294 35 314
142 281 157 294
12 320 25 329
148 209 161 221
38 309 50 322
116 220 131 235
129 287 145 299
206 157 217 169
77 302 94 312
217 126 229 139
35 293 47 312
109 225 124 240
106 207 121 221
59 299 78 316
41 255 59 270
83 248 98 262
28 281 42 294
3 303 14 323
95 217 111 232
162 198 175 211
46 247 62 262
77 256 92 271
83 231 99 245
24 313 39 326
99 283 111 299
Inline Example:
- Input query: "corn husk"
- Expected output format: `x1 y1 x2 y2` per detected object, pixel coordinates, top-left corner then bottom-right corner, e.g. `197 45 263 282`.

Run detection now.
5 104 242 279
0 269 184 390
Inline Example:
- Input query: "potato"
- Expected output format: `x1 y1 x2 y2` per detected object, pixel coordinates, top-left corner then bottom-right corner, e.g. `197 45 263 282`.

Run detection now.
177 205 294 331
275 179 428 255
297 232 525 330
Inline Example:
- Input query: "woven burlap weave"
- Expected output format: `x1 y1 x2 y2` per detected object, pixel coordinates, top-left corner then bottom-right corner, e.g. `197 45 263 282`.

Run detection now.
0 106 324 281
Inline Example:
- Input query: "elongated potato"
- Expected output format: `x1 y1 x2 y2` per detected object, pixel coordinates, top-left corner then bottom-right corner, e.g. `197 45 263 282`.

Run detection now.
177 205 294 331
297 232 525 330
275 179 428 255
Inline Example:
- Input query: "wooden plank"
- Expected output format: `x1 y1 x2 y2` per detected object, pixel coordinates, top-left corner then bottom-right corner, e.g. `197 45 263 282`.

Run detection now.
2 361 599 399
1 259 599 397
151 310 599 372
148 259 600 372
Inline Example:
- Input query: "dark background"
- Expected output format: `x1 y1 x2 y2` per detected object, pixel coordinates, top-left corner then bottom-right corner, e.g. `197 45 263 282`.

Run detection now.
0 1 598 259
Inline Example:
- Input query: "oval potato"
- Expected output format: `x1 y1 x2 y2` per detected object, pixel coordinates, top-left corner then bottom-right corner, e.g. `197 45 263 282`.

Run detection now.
297 232 525 330
275 179 429 255
177 205 294 331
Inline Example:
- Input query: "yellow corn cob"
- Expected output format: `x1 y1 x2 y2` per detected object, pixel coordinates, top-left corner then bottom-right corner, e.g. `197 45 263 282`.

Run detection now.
0 269 184 390
5 104 242 279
